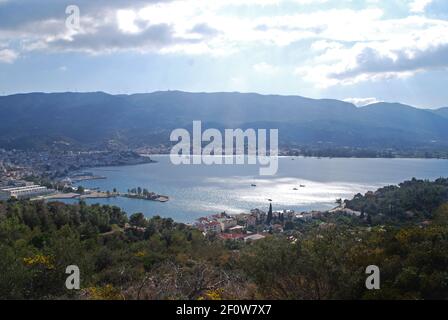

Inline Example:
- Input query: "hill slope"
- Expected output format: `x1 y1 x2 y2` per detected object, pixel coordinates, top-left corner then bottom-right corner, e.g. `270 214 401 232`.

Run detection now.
0 91 447 150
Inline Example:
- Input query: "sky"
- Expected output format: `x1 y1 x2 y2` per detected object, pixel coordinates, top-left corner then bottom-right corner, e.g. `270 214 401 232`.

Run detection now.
1 0 448 108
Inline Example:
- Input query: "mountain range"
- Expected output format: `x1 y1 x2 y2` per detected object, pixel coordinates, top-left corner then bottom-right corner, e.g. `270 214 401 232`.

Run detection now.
0 91 447 151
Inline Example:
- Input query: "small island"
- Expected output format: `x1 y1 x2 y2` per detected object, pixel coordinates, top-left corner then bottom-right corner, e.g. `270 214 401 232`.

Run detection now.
123 187 169 203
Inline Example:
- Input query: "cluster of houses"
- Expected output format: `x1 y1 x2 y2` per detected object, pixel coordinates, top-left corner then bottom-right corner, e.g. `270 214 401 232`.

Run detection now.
0 148 153 180
194 211 267 242
193 205 316 242
193 201 358 243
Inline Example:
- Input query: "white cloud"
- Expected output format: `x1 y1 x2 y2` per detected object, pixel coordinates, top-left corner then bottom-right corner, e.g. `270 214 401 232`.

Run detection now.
409 0 433 13
253 62 280 75
296 15 448 87
0 48 18 63
343 97 382 107
1 0 448 88
116 10 140 33
311 40 343 52
0 2 386 57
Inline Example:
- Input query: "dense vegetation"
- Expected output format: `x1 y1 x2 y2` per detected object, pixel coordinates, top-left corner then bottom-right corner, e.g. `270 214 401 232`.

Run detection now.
346 178 448 224
0 200 247 300
1 179 448 300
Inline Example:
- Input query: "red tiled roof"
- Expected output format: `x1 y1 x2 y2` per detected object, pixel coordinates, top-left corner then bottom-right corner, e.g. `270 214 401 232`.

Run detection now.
219 233 244 240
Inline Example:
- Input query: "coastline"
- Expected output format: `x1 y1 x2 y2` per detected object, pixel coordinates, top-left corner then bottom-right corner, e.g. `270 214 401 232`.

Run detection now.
41 191 169 202
138 153 448 161
46 156 448 224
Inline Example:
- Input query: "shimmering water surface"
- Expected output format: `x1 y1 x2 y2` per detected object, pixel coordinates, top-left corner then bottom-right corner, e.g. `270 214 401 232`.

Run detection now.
60 156 448 222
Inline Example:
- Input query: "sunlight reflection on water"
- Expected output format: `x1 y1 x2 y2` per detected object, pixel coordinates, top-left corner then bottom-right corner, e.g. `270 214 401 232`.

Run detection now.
62 155 448 222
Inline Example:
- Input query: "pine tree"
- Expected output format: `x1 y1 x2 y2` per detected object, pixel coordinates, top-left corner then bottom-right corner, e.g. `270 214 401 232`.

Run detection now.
266 203 273 225
366 213 372 225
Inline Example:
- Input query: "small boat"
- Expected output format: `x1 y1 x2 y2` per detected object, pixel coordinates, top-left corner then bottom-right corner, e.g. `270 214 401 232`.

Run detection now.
293 188 298 191
251 184 257 187
267 199 273 202
300 185 306 188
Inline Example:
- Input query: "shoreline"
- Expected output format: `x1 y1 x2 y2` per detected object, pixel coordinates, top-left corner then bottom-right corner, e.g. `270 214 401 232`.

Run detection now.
139 153 448 161
41 191 169 203
46 157 448 224
56 155 158 182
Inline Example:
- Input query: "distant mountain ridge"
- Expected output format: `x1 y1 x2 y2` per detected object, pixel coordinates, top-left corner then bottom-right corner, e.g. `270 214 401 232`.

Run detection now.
433 107 448 120
0 91 447 151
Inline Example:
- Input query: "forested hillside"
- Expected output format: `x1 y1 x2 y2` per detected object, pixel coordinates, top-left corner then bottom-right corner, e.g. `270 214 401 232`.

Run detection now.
1 178 448 300
1 91 448 151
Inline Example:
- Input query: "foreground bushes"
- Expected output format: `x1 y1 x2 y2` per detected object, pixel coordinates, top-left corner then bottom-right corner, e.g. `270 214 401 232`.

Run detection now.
1 198 447 300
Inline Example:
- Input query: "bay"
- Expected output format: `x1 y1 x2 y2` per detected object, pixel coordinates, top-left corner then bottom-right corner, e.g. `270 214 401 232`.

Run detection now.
59 155 448 223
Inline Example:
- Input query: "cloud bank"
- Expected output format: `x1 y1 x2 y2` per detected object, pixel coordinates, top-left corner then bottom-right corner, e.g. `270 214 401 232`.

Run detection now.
0 0 447 89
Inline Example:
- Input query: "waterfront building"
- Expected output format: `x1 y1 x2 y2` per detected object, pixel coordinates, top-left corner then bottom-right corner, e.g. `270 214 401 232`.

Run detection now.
0 185 51 200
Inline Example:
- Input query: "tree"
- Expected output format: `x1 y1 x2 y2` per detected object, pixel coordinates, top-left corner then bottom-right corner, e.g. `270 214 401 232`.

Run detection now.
129 213 148 228
266 203 273 225
284 221 294 231
434 203 448 225
366 213 372 225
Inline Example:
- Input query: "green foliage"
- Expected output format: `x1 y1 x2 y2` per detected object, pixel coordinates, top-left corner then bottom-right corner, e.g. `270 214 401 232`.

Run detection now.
0 200 222 300
129 213 148 228
346 178 448 224
240 222 448 300
76 186 85 194
1 183 448 300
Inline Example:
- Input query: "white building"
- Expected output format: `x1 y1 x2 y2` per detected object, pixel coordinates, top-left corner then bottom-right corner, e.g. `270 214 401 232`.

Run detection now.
218 218 237 231
201 221 222 234
0 185 51 200
228 225 245 233
244 234 266 242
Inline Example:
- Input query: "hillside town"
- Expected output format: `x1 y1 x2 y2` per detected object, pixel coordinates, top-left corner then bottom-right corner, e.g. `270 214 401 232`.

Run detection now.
0 148 158 203
192 203 362 243
0 149 154 182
